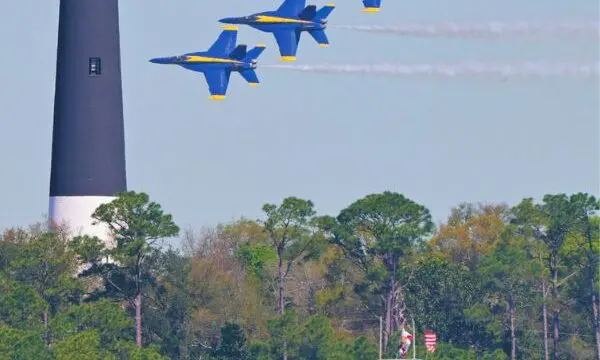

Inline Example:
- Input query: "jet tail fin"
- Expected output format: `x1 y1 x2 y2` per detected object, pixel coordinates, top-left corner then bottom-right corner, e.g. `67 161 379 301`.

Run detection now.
315 3 335 20
240 44 265 86
243 44 266 62
240 69 259 86
299 5 317 20
229 45 247 60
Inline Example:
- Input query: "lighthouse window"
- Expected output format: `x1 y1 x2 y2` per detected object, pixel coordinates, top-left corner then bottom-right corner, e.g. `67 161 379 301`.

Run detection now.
89 57 101 76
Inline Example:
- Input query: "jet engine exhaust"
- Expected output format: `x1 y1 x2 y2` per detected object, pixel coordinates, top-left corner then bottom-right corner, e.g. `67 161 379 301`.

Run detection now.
263 62 600 79
333 21 600 40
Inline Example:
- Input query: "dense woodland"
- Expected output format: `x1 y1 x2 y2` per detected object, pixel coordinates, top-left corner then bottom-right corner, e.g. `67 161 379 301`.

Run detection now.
0 190 598 360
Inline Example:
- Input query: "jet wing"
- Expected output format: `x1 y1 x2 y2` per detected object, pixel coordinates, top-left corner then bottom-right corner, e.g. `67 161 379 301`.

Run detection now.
273 29 301 60
207 26 238 57
203 69 231 99
276 0 306 16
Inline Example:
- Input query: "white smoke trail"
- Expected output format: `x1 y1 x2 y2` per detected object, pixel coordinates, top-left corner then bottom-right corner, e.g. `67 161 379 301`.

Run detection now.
332 21 600 39
263 62 600 79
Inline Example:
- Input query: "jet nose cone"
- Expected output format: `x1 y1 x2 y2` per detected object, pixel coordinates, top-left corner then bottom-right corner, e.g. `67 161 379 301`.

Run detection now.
219 17 237 24
149 57 169 64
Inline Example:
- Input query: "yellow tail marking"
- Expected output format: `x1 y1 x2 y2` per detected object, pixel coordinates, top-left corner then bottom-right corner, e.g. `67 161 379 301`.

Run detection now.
280 56 297 61
209 95 226 100
362 7 380 12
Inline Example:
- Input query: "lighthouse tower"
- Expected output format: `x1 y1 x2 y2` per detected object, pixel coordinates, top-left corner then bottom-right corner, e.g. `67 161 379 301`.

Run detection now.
49 0 127 243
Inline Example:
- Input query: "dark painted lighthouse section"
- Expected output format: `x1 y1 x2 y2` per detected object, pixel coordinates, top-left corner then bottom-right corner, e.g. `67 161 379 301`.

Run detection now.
50 0 127 197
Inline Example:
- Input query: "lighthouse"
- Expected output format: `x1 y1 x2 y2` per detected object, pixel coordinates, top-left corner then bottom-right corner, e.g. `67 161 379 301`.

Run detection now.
49 0 127 243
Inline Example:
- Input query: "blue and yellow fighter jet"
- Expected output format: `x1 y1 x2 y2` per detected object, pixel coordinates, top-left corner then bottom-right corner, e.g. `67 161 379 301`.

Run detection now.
362 0 382 12
219 0 335 61
149 26 265 100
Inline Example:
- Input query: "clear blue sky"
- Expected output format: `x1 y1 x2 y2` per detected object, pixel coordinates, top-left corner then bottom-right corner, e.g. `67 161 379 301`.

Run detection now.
0 0 598 239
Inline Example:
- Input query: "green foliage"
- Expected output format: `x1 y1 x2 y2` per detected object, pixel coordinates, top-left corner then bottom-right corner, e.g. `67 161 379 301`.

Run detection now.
0 190 597 359
352 336 379 360
468 235 536 353
260 195 326 334
261 313 359 360
290 315 341 359
69 235 107 264
8 232 79 315
322 191 435 352
421 343 478 359
405 254 485 346
141 248 195 358
235 243 277 278
91 191 180 256
113 341 169 359
50 299 133 346
247 339 272 360
332 191 434 262
73 191 180 348
261 196 323 265
52 329 115 360
0 327 50 360
0 280 46 330
511 193 599 359
0 230 25 272
212 322 248 359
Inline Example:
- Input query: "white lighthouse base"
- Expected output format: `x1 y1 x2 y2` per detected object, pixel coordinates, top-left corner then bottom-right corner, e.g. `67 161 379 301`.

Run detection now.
49 195 116 247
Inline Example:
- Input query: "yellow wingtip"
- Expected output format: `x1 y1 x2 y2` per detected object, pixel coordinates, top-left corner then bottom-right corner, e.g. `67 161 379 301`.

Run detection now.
362 7 381 12
319 43 329 47
255 43 267 48
325 3 335 6
209 95 226 100
249 83 259 87
222 25 239 31
280 56 296 62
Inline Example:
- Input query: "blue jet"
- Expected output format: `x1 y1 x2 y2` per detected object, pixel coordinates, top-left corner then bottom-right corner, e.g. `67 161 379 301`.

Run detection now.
149 25 265 100
219 0 335 61
362 0 382 12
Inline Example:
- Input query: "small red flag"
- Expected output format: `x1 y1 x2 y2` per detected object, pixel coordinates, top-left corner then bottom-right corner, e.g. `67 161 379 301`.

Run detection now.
424 330 437 353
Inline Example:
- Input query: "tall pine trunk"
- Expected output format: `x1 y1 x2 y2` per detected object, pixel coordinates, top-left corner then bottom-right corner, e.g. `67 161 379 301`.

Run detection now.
382 261 397 354
382 254 400 354
43 311 49 346
278 250 284 315
136 292 142 347
277 248 287 360
509 295 516 360
384 284 393 353
591 275 600 360
551 267 559 360
542 279 549 360
585 222 600 360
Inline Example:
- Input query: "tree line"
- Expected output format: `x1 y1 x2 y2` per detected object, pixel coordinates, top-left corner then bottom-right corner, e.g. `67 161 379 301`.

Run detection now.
0 190 598 359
